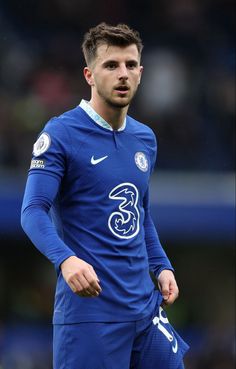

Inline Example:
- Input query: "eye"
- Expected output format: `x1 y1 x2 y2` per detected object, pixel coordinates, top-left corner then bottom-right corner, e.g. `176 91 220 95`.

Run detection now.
105 62 117 70
127 62 138 69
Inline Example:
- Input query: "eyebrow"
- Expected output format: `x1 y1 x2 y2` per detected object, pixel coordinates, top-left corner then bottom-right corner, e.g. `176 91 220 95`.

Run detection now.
102 59 139 67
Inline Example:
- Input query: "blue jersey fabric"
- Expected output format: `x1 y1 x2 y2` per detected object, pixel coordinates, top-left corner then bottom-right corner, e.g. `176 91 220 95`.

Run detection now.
21 102 174 324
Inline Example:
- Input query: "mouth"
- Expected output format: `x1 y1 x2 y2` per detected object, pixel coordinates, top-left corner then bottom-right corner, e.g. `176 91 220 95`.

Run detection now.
114 85 130 94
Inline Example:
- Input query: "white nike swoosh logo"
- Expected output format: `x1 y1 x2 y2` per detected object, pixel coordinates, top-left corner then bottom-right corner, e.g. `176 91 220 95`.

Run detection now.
91 155 108 165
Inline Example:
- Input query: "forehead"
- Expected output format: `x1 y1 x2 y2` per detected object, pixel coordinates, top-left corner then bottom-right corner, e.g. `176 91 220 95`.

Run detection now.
95 44 140 64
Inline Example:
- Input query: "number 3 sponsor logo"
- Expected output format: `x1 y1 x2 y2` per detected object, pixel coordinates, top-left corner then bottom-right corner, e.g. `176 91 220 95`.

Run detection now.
108 183 140 239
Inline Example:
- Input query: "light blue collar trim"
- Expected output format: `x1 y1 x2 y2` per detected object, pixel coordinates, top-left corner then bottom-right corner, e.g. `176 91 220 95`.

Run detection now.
79 99 126 131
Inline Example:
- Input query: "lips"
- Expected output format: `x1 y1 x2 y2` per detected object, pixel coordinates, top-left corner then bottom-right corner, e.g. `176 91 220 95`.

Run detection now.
114 85 129 94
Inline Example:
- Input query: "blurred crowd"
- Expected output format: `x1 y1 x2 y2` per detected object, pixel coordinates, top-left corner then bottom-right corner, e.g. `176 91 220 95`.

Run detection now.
0 0 235 172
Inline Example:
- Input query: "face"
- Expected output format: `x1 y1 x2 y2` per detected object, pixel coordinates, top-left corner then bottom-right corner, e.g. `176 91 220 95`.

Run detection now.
84 44 143 109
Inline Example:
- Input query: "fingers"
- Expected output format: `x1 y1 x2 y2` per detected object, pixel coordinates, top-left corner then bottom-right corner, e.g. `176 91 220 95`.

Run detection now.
73 268 102 297
163 281 179 306
82 268 102 295
162 289 179 306
61 257 102 298
68 270 102 297
88 265 100 282
69 277 96 297
158 270 179 306
159 280 170 302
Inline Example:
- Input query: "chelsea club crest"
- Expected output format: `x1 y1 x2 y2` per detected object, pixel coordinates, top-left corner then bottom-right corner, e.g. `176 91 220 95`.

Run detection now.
134 152 148 172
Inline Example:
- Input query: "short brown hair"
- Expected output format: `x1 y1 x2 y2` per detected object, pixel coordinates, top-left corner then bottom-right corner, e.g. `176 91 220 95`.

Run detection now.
82 22 143 66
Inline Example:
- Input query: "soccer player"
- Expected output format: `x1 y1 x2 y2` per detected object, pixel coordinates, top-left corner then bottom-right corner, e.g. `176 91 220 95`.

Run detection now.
21 23 189 369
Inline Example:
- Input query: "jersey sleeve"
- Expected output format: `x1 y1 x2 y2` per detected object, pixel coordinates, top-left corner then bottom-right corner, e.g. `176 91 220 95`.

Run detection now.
21 118 76 272
143 188 174 277
144 130 174 277
148 128 157 174
28 117 70 180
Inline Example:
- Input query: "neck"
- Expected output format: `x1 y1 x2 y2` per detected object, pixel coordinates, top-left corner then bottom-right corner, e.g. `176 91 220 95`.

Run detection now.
89 98 128 130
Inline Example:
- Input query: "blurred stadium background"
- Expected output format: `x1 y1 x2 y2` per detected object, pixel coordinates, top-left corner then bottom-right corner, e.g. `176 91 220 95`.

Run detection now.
0 0 235 368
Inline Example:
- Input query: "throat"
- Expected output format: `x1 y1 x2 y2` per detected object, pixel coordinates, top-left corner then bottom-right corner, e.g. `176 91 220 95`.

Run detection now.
89 99 127 130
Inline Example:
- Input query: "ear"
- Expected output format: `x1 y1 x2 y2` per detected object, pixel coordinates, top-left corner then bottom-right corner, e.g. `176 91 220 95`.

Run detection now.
83 67 94 86
138 65 144 85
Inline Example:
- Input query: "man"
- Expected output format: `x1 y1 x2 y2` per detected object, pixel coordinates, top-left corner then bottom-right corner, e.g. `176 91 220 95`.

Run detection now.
21 23 189 369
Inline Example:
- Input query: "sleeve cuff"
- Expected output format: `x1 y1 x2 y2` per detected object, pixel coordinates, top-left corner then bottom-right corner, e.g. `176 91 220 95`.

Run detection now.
55 251 76 274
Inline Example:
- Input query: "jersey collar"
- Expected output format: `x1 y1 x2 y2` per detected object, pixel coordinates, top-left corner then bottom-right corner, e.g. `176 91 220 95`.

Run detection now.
79 99 126 131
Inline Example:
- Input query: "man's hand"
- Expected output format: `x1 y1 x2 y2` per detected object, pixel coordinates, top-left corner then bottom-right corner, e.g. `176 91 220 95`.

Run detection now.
157 269 179 306
61 256 102 297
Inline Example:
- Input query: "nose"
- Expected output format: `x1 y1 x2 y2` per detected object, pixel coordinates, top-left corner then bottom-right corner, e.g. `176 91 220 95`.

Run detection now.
118 64 128 80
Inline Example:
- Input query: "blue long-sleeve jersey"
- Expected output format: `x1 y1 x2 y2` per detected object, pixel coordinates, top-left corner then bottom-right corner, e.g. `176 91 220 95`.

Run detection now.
21 101 173 324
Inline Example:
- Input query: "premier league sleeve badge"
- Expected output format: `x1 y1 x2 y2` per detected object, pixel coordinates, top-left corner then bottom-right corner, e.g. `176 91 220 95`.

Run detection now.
33 132 51 157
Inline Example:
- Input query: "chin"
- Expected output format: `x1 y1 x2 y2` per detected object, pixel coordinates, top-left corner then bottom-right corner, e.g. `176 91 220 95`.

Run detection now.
113 102 130 108
108 97 131 109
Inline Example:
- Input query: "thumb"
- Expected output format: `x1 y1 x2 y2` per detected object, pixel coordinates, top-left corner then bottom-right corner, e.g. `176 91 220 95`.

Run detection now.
88 265 100 282
159 282 170 301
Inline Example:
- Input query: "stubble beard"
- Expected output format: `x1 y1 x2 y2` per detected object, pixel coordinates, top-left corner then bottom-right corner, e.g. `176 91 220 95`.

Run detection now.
97 86 138 110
